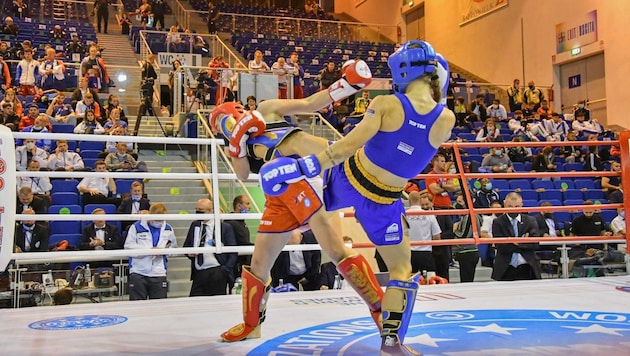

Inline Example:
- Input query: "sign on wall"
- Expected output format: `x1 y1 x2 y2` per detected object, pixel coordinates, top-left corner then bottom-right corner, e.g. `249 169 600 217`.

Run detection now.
555 10 598 54
459 0 508 26
568 74 581 89
156 52 202 71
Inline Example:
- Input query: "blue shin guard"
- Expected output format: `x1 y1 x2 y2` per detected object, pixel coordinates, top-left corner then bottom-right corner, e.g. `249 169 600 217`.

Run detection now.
381 273 420 347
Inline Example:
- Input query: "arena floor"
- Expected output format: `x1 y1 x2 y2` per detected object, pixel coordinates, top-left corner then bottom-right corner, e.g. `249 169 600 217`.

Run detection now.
2 276 630 355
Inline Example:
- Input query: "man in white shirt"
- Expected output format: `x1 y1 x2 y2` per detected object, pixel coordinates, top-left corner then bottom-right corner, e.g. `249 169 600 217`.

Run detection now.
16 48 39 96
77 160 119 206
17 159 52 198
486 99 507 121
271 57 289 99
16 139 48 171
610 208 626 236
47 139 84 171
408 192 441 274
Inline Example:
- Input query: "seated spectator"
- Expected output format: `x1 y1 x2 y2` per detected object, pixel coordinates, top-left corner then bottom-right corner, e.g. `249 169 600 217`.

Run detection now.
81 44 111 92
560 131 583 164
473 177 501 209
1 88 23 117
12 0 29 18
486 99 507 121
16 139 48 171
65 34 87 61
524 119 552 142
103 108 127 134
507 136 533 163
470 94 487 121
531 146 557 172
583 145 604 172
536 100 553 116
117 181 150 232
543 112 570 141
476 119 500 142
47 139 85 171
53 288 73 305
0 41 11 60
573 100 591 122
601 161 623 202
0 101 20 130
245 95 257 111
104 126 135 156
534 201 561 238
105 143 146 172
1 17 18 35
319 60 339 90
572 112 601 137
19 115 52 152
569 200 611 249
481 147 514 173
166 26 185 52
508 110 526 135
49 25 67 40
17 187 47 215
14 208 49 253
45 91 76 126
17 158 52 196
184 29 209 55
16 48 40 96
38 48 66 91
71 77 100 110
74 110 105 134
75 93 102 121
610 208 625 237
79 208 124 269
453 97 470 129
77 160 120 206
270 229 321 290
103 95 126 123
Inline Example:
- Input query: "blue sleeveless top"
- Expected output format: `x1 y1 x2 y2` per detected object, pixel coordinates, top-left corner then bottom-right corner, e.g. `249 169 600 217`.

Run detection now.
363 93 443 178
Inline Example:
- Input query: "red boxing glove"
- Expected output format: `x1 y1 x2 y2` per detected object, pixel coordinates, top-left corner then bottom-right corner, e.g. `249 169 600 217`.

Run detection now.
228 110 266 158
209 102 246 138
328 59 372 102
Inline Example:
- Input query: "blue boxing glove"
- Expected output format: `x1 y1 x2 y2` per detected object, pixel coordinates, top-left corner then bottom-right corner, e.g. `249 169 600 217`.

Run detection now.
260 154 321 196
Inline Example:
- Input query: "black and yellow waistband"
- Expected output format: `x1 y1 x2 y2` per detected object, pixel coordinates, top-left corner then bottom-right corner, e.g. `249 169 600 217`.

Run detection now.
344 152 403 204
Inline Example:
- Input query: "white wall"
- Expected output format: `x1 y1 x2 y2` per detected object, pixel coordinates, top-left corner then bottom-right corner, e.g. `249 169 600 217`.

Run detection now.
338 0 629 128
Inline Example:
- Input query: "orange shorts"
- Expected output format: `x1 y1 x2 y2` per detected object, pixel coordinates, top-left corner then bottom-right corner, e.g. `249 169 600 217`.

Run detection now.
258 178 322 233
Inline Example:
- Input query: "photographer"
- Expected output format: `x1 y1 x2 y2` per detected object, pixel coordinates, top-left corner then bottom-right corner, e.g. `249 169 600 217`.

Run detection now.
141 54 158 82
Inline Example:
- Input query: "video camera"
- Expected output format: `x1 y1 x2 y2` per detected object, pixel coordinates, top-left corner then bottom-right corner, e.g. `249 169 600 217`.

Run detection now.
140 78 155 103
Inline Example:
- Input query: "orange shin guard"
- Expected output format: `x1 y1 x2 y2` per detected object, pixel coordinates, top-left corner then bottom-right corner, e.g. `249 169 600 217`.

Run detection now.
221 266 271 342
337 254 384 328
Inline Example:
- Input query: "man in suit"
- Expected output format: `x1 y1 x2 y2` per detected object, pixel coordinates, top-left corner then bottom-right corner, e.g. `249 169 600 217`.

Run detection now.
534 201 562 250
117 181 151 232
492 192 542 281
79 208 123 268
17 186 47 215
225 195 252 289
184 198 237 296
271 229 321 291
15 208 49 253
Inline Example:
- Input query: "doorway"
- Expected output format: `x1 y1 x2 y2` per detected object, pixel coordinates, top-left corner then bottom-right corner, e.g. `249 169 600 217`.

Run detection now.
559 53 606 124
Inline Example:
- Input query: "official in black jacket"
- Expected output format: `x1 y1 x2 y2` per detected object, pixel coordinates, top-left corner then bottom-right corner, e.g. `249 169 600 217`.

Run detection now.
17 186 47 215
271 229 321 290
184 199 237 296
15 208 49 253
491 192 542 281
79 208 123 268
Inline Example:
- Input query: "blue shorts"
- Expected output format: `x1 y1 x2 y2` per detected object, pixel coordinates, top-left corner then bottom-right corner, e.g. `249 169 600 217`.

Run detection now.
323 153 405 246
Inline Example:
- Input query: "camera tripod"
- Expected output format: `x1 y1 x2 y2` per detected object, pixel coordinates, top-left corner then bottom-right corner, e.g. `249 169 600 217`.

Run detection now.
132 94 169 137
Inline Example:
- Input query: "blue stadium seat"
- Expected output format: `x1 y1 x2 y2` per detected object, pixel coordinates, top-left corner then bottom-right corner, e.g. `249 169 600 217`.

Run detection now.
563 163 584 171
540 199 562 206
599 210 617 223
84 204 117 215
48 204 82 214
509 179 531 190
52 124 75 133
519 189 538 201
49 233 82 248
563 189 584 201
523 200 539 207
79 140 105 151
50 192 80 206
115 179 141 195
554 212 572 225
492 179 510 190
51 179 80 193
49 221 81 235
541 190 563 202
584 190 605 201
80 150 102 159
554 179 574 190
573 179 595 190
531 180 554 190
564 199 585 207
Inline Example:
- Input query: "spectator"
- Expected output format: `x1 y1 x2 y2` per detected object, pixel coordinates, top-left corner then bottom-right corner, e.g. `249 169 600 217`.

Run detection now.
208 55 232 104
16 48 39 96
38 48 66 91
47 139 85 171
12 0 29 18
103 107 127 134
583 145 604 172
0 41 11 60
229 62 245 102
536 99 553 116
45 91 76 126
17 160 52 204
18 104 43 131
507 136 533 163
507 109 526 135
453 97 470 129
79 207 124 269
71 77 100 109
0 54 11 94
452 198 482 282
479 201 502 267
48 25 67 39
506 78 522 112
473 177 500 209
184 198 237 296
16 139 48 171
245 95 257 111
271 229 321 290
77 160 120 206
131 0 151 28
1 88 23 117
118 12 132 35
271 57 289 99
319 60 339 90
19 115 52 152
531 146 557 172
52 288 73 305
573 99 591 122
352 90 371 115
248 50 270 72
75 93 102 121
407 192 440 274
286 52 305 99
104 126 135 156
486 99 507 121
601 161 623 203
491 192 542 281
184 88 201 114
560 131 583 164
166 26 185 52
125 203 177 300
81 44 111 92
65 34 87 61
544 112 570 141
93 0 110 34
74 109 105 134
225 195 253 286
17 187 47 214
0 102 20 130
523 80 544 111
14 208 48 253
152 0 166 30
117 181 150 232
1 17 18 35
104 142 146 171
481 147 514 173
524 118 552 142
569 200 611 249
470 94 487 121
572 111 602 137
534 201 561 238
475 119 500 142
610 208 625 237
425 154 460 208
206 1 220 34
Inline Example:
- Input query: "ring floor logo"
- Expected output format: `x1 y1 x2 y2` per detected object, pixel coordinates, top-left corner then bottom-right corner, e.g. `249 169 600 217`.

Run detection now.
250 309 630 355
29 315 128 330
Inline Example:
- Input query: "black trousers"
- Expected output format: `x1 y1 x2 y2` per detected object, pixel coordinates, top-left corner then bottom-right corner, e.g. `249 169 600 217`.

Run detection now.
456 251 480 283
97 10 109 33
501 264 534 281
432 246 451 281
410 250 436 274
190 266 228 296
128 273 167 300
153 13 165 29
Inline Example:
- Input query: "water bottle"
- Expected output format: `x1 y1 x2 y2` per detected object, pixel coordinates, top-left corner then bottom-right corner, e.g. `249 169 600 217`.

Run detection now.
278 278 284 287
233 277 242 294
84 264 92 287
333 274 341 290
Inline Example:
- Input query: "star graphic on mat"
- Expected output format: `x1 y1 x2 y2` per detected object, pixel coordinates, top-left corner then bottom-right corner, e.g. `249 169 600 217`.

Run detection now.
461 323 526 335
406 333 456 347
563 324 630 336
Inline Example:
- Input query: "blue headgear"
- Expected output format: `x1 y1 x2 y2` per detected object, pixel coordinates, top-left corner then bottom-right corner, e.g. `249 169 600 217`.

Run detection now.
388 40 437 93
435 53 450 105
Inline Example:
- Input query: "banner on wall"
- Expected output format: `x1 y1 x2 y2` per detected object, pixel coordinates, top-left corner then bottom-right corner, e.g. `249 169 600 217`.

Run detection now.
156 52 202 71
555 10 598 54
459 0 508 26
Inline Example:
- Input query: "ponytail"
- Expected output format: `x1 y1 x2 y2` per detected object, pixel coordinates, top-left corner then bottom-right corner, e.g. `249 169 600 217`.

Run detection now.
429 69 442 103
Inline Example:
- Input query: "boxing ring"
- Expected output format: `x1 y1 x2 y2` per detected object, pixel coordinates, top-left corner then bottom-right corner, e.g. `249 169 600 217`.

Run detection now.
0 128 629 355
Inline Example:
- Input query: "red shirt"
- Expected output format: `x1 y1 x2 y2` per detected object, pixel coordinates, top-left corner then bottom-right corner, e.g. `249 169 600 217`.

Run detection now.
425 169 452 208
